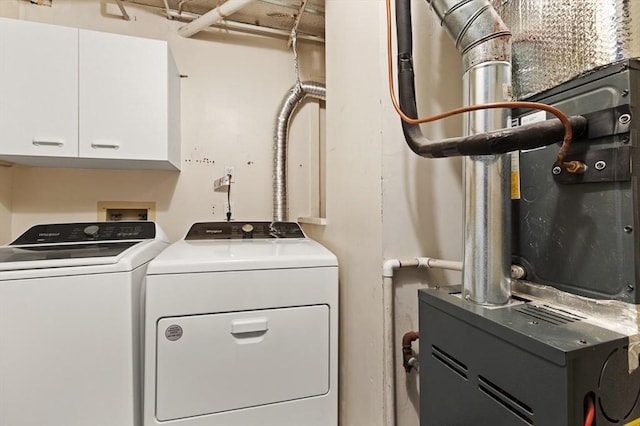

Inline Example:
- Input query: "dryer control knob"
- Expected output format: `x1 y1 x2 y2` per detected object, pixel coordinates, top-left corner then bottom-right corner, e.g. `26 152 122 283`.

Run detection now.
83 225 100 237
241 223 254 238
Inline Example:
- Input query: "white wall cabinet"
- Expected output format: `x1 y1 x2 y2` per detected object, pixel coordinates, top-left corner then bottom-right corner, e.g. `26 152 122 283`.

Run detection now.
0 17 180 171
0 18 79 159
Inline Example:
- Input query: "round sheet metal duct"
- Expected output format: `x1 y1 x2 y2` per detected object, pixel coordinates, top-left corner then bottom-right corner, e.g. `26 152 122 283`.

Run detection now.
462 61 512 305
428 0 513 304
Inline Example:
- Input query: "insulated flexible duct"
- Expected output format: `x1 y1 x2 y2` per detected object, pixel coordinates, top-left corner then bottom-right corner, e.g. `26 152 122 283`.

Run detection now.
273 81 326 222
491 0 640 99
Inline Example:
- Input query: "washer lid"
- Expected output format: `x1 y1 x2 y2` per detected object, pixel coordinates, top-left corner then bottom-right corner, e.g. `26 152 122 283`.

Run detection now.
147 238 338 275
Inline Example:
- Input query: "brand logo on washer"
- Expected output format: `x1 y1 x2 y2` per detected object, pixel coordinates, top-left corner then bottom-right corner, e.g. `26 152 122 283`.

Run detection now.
165 324 183 341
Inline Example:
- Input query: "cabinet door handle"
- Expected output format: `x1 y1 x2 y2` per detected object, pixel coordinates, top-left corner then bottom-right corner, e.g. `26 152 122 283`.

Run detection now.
32 139 64 147
91 142 120 150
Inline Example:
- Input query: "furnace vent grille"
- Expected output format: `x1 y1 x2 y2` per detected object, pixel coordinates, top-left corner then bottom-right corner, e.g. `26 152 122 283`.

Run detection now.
514 304 585 326
431 345 468 380
478 375 534 425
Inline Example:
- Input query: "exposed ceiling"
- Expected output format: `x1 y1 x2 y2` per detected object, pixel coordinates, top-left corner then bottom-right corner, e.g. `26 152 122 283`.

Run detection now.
126 0 325 41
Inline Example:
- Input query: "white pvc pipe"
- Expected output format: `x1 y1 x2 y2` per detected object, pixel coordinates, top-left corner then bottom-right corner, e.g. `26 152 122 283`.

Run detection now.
423 257 463 271
167 9 324 42
381 257 463 426
178 0 256 38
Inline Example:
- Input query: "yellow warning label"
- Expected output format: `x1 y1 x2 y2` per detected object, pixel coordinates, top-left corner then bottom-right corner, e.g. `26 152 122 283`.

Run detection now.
510 152 521 200
625 418 640 426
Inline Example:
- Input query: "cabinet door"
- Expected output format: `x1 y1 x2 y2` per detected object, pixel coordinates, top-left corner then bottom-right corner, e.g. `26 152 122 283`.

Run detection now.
0 18 78 157
79 30 168 161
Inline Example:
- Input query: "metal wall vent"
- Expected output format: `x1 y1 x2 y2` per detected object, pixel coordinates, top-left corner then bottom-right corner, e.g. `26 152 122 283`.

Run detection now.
515 304 585 326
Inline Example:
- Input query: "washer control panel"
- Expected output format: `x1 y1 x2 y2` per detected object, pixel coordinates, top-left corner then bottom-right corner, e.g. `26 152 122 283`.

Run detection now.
185 222 305 240
11 221 156 245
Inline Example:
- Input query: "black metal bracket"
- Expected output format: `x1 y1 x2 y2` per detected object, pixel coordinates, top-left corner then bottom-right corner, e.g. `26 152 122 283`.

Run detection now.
552 145 631 184
582 105 631 139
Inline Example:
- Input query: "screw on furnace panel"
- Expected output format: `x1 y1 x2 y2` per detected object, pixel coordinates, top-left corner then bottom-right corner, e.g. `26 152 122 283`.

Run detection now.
619 114 632 125
552 166 562 175
595 160 606 171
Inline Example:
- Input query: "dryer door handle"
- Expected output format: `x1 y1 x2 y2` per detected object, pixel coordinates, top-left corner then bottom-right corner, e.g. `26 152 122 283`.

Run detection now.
230 317 269 335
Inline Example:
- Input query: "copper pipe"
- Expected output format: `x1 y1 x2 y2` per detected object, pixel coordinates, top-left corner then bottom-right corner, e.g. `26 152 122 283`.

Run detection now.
402 331 419 373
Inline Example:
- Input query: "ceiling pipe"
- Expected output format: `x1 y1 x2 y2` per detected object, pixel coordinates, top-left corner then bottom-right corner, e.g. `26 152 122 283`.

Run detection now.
178 0 256 38
166 8 325 42
273 81 326 222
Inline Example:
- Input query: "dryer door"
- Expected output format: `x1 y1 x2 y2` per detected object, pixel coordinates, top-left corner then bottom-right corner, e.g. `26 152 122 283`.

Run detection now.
155 304 330 421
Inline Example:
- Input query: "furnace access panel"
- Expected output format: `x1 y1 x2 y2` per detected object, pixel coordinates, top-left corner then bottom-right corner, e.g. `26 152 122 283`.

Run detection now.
511 59 640 303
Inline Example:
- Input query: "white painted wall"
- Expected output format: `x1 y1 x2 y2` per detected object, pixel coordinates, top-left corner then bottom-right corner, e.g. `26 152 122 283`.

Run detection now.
320 1 386 424
323 1 464 425
0 0 324 241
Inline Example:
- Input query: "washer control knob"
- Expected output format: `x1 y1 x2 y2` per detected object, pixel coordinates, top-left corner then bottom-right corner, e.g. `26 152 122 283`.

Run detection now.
241 223 254 238
83 225 100 237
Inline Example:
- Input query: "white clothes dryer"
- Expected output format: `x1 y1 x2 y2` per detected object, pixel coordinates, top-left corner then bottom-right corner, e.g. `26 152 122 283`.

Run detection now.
143 221 338 426
0 221 169 426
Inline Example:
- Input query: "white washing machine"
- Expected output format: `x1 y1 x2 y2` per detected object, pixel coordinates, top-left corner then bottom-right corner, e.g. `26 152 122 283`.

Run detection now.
0 221 169 426
143 221 338 426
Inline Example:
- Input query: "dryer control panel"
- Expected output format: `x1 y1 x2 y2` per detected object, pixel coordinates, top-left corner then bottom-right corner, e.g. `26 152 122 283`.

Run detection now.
185 222 305 240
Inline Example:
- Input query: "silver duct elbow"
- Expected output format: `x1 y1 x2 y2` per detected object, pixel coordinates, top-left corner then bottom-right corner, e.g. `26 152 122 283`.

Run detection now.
427 0 511 69
273 81 326 222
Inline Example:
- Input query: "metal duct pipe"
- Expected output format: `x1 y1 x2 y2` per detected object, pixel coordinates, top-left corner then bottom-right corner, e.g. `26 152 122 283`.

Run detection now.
427 0 511 71
273 81 326 222
430 0 512 305
178 0 256 38
462 62 511 305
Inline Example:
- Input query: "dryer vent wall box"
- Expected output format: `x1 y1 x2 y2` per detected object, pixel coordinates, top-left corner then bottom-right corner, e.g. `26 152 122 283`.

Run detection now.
143 221 339 426
0 17 180 171
0 221 169 426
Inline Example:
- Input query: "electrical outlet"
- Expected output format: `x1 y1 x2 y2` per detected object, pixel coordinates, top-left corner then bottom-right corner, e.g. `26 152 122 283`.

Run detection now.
213 165 235 190
224 165 235 183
